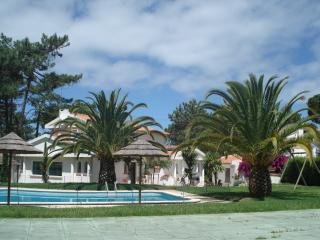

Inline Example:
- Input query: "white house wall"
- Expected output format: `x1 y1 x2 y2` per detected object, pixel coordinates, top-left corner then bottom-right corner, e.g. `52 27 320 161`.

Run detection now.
15 156 96 183
216 160 241 186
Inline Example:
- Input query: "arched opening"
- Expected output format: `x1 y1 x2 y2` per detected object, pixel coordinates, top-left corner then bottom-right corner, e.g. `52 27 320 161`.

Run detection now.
77 161 82 174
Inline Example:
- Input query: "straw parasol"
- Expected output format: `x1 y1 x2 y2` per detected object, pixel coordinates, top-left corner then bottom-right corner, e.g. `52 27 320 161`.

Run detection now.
0 132 42 205
113 139 168 205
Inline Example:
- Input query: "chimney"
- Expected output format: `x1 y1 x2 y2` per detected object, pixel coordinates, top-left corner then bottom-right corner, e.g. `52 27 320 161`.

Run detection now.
59 109 71 120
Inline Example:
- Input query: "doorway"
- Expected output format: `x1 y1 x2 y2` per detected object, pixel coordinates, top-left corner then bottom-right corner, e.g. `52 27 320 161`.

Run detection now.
129 162 136 184
225 168 231 183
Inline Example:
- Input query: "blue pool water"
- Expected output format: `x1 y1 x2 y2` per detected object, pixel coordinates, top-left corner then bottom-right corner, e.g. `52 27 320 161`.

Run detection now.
0 189 187 204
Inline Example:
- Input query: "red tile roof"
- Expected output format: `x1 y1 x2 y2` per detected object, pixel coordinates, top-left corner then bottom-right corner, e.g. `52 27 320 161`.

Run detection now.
74 113 91 121
220 155 242 164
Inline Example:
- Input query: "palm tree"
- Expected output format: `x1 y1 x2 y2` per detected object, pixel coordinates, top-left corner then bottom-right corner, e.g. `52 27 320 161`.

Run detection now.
204 152 223 185
187 74 320 197
181 148 198 185
52 89 161 184
40 142 61 183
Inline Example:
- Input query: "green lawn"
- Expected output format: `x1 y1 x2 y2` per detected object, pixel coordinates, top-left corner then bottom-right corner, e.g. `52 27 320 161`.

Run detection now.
1 184 320 218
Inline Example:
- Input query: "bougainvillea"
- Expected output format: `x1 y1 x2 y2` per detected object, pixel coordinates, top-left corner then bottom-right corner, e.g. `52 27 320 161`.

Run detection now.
238 155 289 176
238 161 250 177
272 155 289 173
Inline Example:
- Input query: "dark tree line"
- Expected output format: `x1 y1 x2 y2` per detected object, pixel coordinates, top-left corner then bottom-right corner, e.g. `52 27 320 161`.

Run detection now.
166 99 208 145
0 33 81 181
0 33 81 139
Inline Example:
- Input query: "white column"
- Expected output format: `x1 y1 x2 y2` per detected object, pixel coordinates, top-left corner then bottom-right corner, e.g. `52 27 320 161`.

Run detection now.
201 164 205 185
71 161 74 182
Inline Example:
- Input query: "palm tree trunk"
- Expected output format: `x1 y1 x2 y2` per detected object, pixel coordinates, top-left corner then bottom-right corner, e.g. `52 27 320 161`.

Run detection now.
249 166 272 198
98 157 116 184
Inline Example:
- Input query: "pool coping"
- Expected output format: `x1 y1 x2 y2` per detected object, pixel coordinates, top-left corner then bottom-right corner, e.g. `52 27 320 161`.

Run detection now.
0 187 201 206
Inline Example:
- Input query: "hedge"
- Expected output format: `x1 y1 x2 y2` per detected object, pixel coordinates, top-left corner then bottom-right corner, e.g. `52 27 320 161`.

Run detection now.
281 157 320 186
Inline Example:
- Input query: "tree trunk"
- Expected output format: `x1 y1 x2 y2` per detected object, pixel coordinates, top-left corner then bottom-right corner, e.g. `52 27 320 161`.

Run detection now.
19 78 31 133
4 97 9 133
249 166 272 198
98 157 116 184
35 110 41 137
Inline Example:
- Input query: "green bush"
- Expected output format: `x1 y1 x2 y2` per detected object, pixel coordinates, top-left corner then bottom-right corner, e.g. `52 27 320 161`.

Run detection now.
281 157 320 186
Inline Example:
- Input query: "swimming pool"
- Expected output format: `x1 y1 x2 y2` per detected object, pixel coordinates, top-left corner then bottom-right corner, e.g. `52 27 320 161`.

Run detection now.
0 188 189 205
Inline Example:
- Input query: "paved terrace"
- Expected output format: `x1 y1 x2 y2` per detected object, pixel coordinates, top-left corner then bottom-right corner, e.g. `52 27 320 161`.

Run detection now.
0 209 319 240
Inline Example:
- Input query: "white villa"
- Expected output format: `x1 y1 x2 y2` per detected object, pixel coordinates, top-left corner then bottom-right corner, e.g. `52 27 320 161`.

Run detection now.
4 109 208 186
218 155 242 186
4 109 316 187
289 129 320 157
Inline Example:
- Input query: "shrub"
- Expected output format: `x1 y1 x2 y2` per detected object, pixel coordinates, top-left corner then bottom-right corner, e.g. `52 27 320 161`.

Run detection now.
281 157 320 186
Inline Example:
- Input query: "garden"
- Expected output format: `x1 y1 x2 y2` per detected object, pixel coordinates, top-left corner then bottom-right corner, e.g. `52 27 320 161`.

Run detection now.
0 184 320 218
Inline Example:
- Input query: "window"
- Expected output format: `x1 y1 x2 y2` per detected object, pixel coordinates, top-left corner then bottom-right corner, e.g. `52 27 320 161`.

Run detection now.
32 161 41 175
49 162 62 176
77 162 82 173
77 162 81 173
84 162 88 174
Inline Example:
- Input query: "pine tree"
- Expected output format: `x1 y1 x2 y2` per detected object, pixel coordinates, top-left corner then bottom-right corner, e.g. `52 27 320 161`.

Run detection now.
167 99 208 145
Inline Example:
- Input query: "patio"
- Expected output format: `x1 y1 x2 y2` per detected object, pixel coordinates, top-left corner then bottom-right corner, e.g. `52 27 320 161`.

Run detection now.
1 209 319 240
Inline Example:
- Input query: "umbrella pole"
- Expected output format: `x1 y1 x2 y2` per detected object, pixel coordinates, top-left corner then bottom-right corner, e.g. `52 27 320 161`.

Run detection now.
7 151 12 206
139 158 142 205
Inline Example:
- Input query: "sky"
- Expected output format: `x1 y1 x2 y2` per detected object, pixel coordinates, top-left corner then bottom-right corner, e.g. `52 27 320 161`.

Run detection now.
1 0 320 128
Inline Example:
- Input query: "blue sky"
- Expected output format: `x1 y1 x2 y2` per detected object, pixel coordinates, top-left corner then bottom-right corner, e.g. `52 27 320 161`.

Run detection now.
1 0 320 128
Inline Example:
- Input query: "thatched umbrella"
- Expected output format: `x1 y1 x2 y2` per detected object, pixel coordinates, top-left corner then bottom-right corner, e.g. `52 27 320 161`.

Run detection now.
0 132 42 205
113 139 168 205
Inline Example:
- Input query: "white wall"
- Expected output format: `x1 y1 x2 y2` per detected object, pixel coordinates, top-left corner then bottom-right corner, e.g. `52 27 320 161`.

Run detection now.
14 156 96 183
216 160 242 186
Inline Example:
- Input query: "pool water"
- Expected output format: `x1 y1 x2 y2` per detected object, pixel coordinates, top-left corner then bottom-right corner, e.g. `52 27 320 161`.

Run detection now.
0 189 187 204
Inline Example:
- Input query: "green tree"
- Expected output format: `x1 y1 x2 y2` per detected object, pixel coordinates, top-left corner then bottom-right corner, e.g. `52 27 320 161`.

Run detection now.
29 77 75 137
0 34 21 136
40 142 61 183
187 74 320 197
0 33 81 139
19 35 81 137
167 99 207 145
204 152 223 185
0 34 22 181
181 148 198 185
308 94 320 124
52 89 161 184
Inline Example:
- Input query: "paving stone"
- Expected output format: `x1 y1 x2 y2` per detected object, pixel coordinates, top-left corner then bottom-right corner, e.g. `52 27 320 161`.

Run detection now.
1 209 320 240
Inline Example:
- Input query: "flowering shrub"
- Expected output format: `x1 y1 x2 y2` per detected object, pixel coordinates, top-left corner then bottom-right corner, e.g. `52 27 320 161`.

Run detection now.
272 155 289 173
238 154 289 177
238 161 250 177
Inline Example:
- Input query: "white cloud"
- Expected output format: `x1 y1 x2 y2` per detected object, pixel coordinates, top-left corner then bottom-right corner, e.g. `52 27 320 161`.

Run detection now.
1 0 320 97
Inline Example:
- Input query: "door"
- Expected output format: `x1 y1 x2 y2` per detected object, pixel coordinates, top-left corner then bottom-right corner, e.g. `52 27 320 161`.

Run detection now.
225 168 231 183
129 163 136 184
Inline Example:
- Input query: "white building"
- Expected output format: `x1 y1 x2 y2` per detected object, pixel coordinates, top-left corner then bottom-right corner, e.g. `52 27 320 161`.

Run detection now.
217 155 242 186
5 109 206 186
288 129 320 157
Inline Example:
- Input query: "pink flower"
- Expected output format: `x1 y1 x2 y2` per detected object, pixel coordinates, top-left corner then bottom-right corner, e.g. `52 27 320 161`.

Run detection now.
272 155 289 173
238 161 250 177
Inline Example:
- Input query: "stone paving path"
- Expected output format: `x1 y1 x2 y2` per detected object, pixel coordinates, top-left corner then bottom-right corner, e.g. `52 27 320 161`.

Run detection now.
1 209 319 240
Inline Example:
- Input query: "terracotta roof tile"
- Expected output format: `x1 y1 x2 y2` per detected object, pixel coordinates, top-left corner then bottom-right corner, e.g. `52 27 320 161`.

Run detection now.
220 155 242 164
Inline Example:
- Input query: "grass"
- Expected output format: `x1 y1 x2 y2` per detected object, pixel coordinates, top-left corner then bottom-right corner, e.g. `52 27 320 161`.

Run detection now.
0 184 320 218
